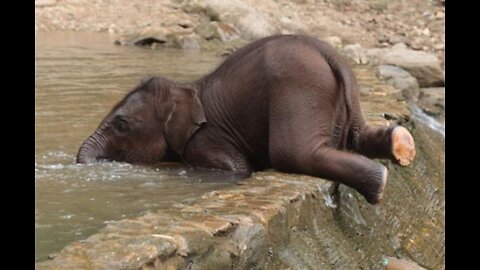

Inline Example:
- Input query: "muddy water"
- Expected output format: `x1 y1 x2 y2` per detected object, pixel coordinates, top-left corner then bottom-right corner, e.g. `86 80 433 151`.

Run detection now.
35 32 238 261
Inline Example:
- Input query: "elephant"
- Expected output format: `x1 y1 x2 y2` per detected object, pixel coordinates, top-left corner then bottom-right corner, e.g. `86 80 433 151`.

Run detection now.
77 34 415 204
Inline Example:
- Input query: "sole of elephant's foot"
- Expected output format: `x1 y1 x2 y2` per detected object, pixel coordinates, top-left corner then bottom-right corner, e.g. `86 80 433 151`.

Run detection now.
392 126 416 166
365 166 388 205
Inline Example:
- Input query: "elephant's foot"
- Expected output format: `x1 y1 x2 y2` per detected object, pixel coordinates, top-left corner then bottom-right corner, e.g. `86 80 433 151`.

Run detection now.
363 165 388 205
392 126 416 166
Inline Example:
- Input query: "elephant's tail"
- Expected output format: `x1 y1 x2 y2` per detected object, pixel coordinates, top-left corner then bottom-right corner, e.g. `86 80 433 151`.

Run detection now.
314 39 359 144
314 42 356 117
329 57 355 145
325 55 355 122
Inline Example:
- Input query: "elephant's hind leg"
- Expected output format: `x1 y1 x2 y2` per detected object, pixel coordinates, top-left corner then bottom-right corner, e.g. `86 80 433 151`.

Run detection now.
268 85 390 204
270 141 388 204
268 108 389 204
351 125 415 166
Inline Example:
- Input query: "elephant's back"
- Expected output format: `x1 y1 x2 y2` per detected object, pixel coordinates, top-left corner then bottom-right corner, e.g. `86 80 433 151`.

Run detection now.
261 36 342 114
204 35 341 98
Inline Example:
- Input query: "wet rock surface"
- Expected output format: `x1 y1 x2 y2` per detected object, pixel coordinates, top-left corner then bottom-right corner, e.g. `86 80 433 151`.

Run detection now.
341 43 444 88
416 87 445 125
378 44 444 87
36 66 444 270
377 65 420 101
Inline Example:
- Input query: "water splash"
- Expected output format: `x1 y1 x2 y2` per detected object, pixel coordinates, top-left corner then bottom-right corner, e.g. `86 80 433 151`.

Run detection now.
322 185 338 209
410 104 445 137
339 189 368 226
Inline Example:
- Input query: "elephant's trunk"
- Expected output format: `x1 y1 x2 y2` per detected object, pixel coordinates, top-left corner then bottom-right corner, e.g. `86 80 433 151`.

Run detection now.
76 129 109 164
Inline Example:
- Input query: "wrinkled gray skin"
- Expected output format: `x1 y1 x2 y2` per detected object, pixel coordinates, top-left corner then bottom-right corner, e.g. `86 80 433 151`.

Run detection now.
77 35 415 204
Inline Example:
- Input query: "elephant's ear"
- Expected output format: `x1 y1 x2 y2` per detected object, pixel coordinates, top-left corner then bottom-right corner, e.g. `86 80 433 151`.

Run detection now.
158 84 206 155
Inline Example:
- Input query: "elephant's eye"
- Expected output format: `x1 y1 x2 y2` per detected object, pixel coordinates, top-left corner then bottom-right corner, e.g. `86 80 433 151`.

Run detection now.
113 119 129 133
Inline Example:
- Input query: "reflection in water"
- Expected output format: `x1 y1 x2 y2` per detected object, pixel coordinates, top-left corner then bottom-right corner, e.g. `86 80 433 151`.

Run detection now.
35 32 236 261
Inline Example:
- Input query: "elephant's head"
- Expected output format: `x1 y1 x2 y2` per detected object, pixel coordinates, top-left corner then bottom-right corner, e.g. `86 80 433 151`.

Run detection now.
76 77 206 164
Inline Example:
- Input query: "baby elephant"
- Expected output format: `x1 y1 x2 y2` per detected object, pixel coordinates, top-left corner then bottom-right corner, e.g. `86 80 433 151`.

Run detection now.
77 35 415 204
